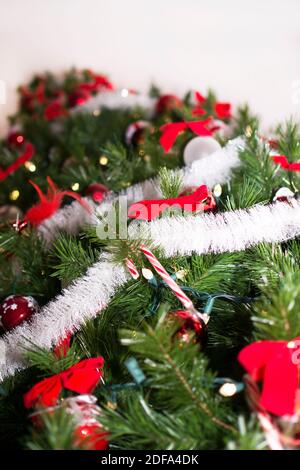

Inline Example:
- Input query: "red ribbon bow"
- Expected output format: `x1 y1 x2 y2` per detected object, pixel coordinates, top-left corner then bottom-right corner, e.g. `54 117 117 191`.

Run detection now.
159 119 213 153
0 143 35 182
214 102 231 120
238 338 300 416
24 357 105 409
272 155 300 172
25 176 91 226
128 185 216 221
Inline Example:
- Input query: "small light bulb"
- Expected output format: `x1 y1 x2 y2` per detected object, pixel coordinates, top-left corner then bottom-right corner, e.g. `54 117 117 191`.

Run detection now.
99 155 108 165
287 341 297 349
219 382 237 397
92 109 101 117
176 269 186 280
10 189 20 201
71 182 80 191
245 125 252 138
213 184 222 198
142 268 154 280
121 88 129 98
24 161 36 172
16 135 24 144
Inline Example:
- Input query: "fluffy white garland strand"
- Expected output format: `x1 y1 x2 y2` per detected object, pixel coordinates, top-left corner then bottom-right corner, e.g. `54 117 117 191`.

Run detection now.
39 137 244 243
1 197 300 380
72 89 156 115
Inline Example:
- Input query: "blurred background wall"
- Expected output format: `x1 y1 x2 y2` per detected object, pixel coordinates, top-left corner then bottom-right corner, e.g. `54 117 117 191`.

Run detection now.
0 0 299 134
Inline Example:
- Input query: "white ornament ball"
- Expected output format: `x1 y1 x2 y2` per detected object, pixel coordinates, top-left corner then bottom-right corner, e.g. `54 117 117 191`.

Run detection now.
183 136 222 166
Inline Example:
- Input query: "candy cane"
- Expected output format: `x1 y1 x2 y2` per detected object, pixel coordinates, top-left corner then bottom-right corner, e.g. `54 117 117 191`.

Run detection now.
244 375 283 450
140 244 208 323
125 258 140 280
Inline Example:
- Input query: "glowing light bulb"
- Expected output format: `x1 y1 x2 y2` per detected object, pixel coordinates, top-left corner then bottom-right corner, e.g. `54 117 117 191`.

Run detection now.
213 184 222 197
92 109 101 117
24 161 36 172
219 382 237 397
71 183 80 191
142 268 154 280
99 156 108 165
10 189 20 201
121 88 129 98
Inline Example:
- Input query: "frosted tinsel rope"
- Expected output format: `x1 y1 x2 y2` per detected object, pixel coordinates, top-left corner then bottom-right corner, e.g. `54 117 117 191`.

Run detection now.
38 137 244 243
1 198 300 380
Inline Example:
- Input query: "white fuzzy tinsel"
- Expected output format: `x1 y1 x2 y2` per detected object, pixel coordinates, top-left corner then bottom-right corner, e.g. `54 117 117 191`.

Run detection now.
39 137 244 243
1 197 300 380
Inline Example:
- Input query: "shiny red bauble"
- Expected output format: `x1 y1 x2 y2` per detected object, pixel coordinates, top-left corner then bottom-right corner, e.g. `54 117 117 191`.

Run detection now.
156 94 183 114
0 295 39 331
170 310 208 349
7 131 25 147
74 424 109 450
85 183 109 203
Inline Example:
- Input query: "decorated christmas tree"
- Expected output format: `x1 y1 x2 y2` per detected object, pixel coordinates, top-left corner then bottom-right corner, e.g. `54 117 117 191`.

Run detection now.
0 68 299 450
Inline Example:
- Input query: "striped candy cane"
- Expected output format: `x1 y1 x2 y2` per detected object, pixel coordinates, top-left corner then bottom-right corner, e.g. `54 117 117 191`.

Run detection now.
125 258 140 280
140 244 208 323
244 375 283 450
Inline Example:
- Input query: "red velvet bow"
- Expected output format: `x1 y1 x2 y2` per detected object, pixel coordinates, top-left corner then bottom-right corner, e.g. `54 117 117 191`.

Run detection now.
159 119 213 153
192 91 207 116
0 143 35 182
238 338 300 416
25 176 91 226
272 155 300 172
128 185 216 221
24 357 105 409
214 102 231 120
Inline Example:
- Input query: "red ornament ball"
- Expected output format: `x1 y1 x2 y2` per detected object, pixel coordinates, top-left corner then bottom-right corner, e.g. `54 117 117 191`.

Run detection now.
0 295 39 331
74 424 109 450
156 94 183 114
125 120 150 146
68 89 91 108
85 183 109 203
7 131 25 147
171 310 208 349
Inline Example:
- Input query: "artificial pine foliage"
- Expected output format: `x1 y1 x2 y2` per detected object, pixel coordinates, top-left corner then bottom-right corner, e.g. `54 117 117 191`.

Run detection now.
1 69 300 450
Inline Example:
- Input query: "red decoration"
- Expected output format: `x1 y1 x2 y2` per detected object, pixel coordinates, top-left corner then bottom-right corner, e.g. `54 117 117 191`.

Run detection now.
192 91 207 116
74 424 109 450
53 332 72 359
24 357 105 409
159 118 213 153
0 143 35 182
125 120 150 146
214 102 231 120
25 176 91 226
0 295 39 331
272 155 300 172
68 89 91 108
156 94 183 114
7 131 25 147
238 338 300 416
85 183 109 203
128 185 216 221
171 309 208 349
44 100 68 120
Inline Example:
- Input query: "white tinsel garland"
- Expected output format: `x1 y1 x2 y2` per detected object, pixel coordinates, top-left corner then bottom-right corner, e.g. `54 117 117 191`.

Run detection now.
1 197 300 380
39 137 244 243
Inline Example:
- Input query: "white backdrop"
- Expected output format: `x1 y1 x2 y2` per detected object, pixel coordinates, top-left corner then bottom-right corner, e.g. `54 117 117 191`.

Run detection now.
1 0 300 134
